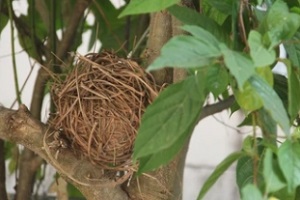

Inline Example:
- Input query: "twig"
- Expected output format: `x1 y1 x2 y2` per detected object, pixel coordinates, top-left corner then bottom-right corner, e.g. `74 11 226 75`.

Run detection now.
199 96 235 122
7 0 22 105
239 0 249 51
127 26 150 59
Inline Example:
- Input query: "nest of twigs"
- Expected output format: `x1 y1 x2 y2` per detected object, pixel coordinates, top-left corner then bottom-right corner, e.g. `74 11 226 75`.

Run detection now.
50 51 158 172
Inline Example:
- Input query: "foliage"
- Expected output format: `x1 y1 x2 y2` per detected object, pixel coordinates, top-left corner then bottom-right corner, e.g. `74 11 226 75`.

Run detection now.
121 0 300 199
2 0 300 199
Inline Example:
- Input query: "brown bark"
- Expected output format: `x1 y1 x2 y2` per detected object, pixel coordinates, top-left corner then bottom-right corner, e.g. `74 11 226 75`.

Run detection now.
144 12 174 85
0 105 128 200
0 140 8 200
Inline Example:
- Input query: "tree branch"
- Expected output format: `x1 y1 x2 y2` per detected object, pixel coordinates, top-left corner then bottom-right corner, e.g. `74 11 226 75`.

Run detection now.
0 140 8 200
0 105 128 200
199 95 235 121
56 0 92 60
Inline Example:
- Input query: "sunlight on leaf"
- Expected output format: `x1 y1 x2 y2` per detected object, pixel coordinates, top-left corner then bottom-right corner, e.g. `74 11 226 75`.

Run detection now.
248 30 276 67
148 26 222 71
119 0 179 18
241 184 263 200
220 45 255 89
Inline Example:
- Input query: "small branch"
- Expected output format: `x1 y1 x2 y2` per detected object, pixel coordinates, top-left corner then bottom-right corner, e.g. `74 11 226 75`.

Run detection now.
199 96 235 121
0 140 8 200
239 0 249 51
56 0 92 60
7 0 22 105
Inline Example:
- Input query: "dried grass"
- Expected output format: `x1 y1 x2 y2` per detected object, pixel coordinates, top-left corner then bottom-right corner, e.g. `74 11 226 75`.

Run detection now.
50 51 158 173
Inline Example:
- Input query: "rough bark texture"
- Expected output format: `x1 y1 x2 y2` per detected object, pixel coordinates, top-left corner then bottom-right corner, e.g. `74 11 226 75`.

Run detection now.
144 12 174 85
0 105 128 200
0 140 8 200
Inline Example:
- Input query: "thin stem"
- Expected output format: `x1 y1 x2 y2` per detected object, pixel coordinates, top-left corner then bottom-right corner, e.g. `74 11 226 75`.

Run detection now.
127 26 150 59
252 112 258 186
239 0 249 51
7 0 22 105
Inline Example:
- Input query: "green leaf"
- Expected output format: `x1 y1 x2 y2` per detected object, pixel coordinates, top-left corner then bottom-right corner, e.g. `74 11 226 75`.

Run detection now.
220 45 255 89
119 0 179 18
236 138 265 191
249 75 290 134
67 183 84 198
263 149 286 193
202 0 229 25
0 13 9 36
181 25 220 47
257 109 277 142
287 64 300 121
261 0 300 48
197 151 247 200
273 74 288 110
206 64 229 98
241 184 263 200
134 73 207 161
278 140 300 193
206 0 235 15
137 131 189 173
148 27 222 70
167 5 229 44
234 81 263 111
284 31 300 68
248 30 276 67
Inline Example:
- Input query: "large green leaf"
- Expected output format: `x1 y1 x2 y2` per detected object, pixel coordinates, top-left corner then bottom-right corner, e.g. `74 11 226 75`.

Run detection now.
257 109 277 142
119 0 179 18
261 0 300 48
249 75 290 134
284 31 300 68
234 81 263 111
287 64 300 121
248 30 276 67
278 140 300 193
241 184 263 200
181 25 220 46
197 151 247 200
263 149 286 193
148 26 222 71
220 44 255 89
134 73 207 161
206 64 229 98
167 5 229 44
137 130 190 174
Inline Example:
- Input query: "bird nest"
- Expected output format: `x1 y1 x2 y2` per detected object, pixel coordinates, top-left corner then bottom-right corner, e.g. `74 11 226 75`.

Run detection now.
50 51 158 172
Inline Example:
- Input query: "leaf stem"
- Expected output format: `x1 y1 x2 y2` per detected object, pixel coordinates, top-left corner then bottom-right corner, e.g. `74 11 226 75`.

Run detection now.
7 0 22 105
252 112 258 186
